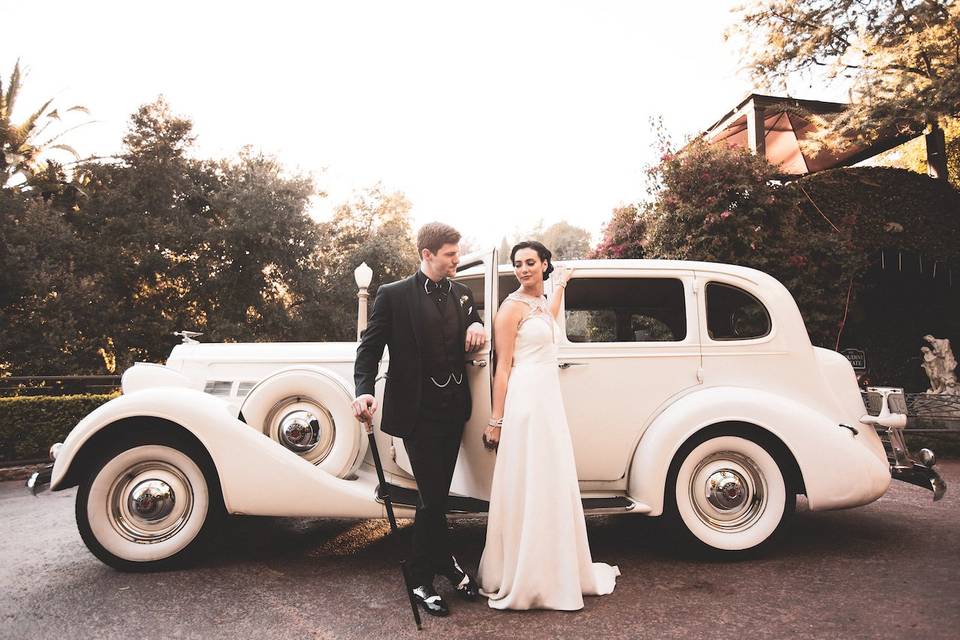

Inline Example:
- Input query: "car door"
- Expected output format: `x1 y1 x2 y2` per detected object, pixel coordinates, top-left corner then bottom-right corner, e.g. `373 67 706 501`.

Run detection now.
555 267 702 482
443 249 499 500
389 250 499 500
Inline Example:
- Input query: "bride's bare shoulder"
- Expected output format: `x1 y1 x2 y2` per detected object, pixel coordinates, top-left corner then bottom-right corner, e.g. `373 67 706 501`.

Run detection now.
495 299 525 326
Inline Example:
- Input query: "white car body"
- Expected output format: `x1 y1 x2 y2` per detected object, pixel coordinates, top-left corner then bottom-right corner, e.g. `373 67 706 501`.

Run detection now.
44 250 942 567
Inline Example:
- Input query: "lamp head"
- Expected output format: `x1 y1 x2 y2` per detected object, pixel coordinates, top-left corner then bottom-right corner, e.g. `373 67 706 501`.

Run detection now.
354 262 373 289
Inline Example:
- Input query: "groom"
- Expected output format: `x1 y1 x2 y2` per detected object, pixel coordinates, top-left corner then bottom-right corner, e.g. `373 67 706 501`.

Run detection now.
352 222 485 617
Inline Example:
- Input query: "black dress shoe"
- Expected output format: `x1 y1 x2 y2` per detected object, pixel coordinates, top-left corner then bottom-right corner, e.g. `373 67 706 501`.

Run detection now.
412 585 449 617
442 556 480 600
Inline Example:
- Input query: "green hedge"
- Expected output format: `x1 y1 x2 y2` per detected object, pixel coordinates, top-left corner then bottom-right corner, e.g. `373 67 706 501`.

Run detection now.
0 393 117 463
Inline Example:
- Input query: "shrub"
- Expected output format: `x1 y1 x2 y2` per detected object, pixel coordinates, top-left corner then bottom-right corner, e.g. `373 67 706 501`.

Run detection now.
0 393 117 462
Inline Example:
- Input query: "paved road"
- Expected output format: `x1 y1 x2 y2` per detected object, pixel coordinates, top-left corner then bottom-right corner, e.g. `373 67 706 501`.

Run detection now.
2 462 958 640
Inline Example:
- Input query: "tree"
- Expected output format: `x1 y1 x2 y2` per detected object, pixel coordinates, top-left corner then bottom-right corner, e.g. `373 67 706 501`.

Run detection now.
0 189 105 374
733 0 960 179
310 184 419 341
872 116 960 190
1 98 330 374
1 59 89 191
592 204 646 259
535 221 592 260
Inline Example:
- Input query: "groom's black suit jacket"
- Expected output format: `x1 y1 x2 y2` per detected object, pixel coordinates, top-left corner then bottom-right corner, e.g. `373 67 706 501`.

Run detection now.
354 273 483 438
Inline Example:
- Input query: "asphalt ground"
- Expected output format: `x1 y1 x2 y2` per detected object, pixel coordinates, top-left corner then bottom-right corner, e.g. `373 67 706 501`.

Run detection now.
1 461 958 640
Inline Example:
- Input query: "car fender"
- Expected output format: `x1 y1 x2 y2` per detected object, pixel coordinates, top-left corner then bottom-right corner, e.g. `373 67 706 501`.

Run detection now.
51 387 385 519
627 386 890 515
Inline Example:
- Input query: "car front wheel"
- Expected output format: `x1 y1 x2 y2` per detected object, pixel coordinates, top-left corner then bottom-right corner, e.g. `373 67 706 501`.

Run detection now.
668 435 794 552
76 435 222 571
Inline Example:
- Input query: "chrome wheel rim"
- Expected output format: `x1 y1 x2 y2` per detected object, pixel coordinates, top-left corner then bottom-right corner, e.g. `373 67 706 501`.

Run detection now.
265 397 336 464
108 461 194 544
688 451 767 533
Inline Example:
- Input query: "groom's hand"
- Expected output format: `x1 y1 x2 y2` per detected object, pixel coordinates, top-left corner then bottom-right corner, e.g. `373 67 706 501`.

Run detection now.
465 322 486 352
352 394 378 425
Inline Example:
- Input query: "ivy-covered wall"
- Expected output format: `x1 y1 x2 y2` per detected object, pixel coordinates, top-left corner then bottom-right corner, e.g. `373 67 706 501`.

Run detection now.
791 168 960 388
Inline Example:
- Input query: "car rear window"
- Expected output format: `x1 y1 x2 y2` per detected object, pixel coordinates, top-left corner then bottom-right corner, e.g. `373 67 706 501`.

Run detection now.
705 282 771 340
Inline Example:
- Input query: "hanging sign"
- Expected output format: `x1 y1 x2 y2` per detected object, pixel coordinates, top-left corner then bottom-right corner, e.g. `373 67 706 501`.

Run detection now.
841 348 866 371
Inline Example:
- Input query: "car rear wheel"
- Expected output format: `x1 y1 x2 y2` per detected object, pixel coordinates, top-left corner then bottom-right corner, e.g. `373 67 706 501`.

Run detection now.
76 435 222 571
668 435 794 552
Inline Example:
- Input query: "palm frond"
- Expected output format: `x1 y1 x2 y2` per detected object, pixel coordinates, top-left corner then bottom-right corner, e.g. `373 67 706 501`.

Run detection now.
36 121 94 147
16 98 55 139
48 143 80 159
4 59 22 118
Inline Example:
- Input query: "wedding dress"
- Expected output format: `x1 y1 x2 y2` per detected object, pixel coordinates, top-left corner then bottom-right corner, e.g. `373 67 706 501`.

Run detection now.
477 291 620 610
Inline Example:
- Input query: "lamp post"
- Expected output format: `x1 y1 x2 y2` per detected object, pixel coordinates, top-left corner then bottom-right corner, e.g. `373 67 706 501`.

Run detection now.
354 262 373 340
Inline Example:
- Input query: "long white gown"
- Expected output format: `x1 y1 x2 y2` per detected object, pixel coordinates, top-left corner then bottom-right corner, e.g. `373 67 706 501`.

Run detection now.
478 291 620 611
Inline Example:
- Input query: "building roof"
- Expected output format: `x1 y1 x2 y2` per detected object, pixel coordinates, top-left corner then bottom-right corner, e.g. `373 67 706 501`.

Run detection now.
701 93 916 176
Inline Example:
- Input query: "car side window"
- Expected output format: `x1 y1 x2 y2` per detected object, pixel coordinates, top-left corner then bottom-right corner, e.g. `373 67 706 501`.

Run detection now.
454 275 485 322
705 282 771 340
564 277 686 342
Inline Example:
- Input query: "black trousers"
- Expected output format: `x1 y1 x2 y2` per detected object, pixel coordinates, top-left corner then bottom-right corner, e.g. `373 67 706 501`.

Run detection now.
402 421 463 586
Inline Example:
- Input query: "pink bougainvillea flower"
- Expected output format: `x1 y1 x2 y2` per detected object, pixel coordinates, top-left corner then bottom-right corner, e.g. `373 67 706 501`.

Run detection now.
720 211 732 219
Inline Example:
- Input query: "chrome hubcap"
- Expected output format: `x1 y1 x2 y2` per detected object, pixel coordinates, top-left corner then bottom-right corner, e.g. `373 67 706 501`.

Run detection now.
128 479 176 522
689 452 767 533
706 470 747 510
266 398 336 464
278 411 320 452
108 461 194 544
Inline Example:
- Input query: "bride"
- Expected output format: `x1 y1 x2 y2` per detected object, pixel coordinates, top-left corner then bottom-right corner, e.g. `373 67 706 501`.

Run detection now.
477 240 620 610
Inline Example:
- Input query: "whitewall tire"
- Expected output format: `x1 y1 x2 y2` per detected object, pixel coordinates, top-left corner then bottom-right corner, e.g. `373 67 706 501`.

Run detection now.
76 438 221 571
670 435 791 552
239 368 365 478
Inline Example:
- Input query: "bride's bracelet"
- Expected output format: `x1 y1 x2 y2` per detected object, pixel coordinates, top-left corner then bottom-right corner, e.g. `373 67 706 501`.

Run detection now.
488 417 503 428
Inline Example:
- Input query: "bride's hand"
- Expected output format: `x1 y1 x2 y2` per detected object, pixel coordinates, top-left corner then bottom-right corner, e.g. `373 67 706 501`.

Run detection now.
553 264 574 287
482 426 500 451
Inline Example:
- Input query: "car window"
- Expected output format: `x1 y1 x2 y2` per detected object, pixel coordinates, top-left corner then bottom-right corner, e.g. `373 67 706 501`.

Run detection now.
705 282 771 340
498 274 518 305
564 277 686 342
455 275 485 321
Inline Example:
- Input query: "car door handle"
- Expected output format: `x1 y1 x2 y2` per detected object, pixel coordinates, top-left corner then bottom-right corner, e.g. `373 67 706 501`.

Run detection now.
467 359 487 368
558 362 587 369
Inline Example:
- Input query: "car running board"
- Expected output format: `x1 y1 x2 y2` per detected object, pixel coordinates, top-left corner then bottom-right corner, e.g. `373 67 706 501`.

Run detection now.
378 482 638 515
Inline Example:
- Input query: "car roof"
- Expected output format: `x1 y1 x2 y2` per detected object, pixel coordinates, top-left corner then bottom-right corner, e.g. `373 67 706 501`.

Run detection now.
457 257 775 287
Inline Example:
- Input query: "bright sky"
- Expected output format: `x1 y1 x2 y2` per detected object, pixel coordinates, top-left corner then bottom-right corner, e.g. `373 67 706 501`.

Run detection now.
2 0 830 246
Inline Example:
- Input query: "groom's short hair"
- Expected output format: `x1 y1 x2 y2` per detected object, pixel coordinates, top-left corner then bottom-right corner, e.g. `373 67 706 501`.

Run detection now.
417 222 461 256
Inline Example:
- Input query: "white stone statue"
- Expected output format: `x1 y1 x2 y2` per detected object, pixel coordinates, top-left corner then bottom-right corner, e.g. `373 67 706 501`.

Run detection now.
922 335 959 395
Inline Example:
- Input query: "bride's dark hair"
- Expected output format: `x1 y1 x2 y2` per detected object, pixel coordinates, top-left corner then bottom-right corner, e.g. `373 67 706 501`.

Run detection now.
510 240 554 280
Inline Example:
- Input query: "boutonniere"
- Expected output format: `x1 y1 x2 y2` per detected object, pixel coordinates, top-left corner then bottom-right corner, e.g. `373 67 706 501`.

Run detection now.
459 295 469 307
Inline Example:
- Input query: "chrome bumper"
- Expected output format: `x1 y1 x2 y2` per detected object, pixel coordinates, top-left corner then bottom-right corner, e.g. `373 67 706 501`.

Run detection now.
862 387 947 502
890 460 946 501
26 463 54 495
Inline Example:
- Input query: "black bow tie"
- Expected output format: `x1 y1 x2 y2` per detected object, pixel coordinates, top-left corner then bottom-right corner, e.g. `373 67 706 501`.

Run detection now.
424 278 450 295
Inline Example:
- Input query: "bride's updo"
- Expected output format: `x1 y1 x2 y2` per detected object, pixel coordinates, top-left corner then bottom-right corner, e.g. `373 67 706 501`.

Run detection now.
510 240 554 280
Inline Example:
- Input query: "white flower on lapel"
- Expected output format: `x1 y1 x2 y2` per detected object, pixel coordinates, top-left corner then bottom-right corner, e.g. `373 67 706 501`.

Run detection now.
459 295 469 308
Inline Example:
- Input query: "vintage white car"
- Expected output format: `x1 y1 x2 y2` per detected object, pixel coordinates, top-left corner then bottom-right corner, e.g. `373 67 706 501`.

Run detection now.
34 250 945 570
